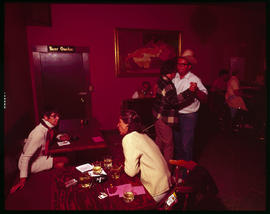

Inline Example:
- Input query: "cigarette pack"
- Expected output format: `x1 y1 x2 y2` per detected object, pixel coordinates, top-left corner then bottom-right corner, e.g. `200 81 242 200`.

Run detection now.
64 178 78 188
98 192 108 199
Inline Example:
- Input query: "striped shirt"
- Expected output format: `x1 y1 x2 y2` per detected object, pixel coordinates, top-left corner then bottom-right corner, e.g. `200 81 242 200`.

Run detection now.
153 75 195 126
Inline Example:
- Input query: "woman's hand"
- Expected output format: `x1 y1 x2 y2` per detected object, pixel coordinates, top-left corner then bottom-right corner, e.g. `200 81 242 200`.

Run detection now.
10 178 26 194
59 133 70 141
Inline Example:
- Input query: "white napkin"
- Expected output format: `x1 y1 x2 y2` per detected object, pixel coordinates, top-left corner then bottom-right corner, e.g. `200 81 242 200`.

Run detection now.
57 141 71 146
75 163 94 173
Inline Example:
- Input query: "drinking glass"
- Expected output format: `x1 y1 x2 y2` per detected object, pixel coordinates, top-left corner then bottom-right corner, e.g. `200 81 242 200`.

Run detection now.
103 155 113 170
110 164 122 180
93 161 102 175
108 183 117 194
79 174 92 188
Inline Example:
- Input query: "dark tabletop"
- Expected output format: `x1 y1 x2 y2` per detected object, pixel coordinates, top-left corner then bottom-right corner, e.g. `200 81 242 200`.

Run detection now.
51 160 157 210
49 118 107 155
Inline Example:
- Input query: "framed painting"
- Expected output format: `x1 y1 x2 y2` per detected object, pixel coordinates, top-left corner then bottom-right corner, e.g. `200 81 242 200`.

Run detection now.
114 28 182 77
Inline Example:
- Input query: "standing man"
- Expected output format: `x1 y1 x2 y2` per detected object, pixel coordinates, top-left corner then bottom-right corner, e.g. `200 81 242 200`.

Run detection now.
153 58 197 167
172 49 208 161
10 106 69 194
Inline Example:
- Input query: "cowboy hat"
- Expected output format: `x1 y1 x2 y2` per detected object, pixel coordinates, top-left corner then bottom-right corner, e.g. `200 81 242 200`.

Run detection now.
181 49 197 64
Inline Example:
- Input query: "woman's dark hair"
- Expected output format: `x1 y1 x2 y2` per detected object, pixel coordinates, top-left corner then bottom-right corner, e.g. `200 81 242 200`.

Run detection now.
42 105 60 118
160 57 177 75
219 69 229 77
120 109 143 134
142 81 151 87
142 81 152 91
231 70 239 76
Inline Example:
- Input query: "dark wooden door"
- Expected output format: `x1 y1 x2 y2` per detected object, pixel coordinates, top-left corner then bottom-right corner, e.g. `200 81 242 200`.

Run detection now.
32 45 91 121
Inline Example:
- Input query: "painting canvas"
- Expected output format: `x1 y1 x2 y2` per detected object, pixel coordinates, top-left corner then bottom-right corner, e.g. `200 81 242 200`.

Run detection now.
114 28 182 77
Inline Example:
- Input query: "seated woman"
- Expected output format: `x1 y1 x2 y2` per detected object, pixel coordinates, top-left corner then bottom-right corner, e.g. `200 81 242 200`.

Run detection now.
225 70 252 131
117 109 171 203
10 106 69 194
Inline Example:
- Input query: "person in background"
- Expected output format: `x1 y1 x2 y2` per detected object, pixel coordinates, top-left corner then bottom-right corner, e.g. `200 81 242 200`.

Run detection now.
225 69 252 131
117 109 171 203
132 81 154 98
153 58 197 168
254 70 265 87
172 49 208 161
211 69 230 93
10 106 69 194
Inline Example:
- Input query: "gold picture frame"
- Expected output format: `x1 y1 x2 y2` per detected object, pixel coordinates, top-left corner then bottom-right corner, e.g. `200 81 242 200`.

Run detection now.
114 28 182 77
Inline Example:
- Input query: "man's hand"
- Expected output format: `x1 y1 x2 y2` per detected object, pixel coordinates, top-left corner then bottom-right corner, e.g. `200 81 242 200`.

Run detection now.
10 178 26 194
189 82 207 103
189 82 197 92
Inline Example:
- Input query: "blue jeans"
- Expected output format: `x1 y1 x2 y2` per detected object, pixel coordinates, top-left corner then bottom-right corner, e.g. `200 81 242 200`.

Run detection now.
173 112 198 161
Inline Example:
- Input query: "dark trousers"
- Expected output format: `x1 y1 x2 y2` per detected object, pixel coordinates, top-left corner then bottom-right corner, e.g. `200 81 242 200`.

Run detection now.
155 118 174 165
173 112 198 161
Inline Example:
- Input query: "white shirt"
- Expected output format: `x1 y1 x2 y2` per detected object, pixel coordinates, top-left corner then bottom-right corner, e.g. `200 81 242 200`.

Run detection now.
225 75 247 110
19 119 54 178
225 75 239 100
132 91 139 99
172 72 208 114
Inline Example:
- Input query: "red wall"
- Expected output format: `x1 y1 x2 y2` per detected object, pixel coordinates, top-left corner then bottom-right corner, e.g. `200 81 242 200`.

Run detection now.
4 3 35 141
25 3 265 130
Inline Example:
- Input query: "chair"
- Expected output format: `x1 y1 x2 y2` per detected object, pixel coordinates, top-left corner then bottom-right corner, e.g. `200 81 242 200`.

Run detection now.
157 159 219 210
156 160 197 210
209 91 231 131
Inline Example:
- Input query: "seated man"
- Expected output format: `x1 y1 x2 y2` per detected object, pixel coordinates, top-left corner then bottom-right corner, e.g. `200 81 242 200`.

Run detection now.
132 81 154 99
211 69 229 93
10 106 68 194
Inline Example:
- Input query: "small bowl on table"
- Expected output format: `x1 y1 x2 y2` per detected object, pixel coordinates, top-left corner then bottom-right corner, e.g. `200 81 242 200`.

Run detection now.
123 191 134 203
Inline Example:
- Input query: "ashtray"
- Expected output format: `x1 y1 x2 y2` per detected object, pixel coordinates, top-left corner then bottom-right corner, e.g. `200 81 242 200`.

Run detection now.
94 175 107 183
123 191 134 203
79 175 93 189
56 133 70 141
